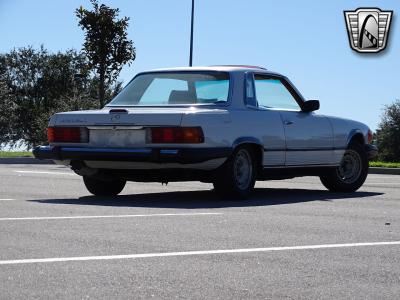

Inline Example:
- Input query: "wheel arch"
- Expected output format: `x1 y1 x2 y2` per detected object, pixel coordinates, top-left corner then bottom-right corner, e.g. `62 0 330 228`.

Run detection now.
232 137 264 170
346 130 366 147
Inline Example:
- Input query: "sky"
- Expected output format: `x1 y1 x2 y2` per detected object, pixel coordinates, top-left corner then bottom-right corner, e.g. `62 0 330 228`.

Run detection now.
0 0 399 130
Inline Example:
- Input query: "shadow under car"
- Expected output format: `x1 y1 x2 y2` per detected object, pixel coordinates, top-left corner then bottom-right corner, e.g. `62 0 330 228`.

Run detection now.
29 188 383 209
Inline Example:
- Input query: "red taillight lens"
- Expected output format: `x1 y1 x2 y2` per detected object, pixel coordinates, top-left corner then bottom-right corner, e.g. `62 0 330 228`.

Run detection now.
47 127 88 143
368 130 373 144
151 127 204 143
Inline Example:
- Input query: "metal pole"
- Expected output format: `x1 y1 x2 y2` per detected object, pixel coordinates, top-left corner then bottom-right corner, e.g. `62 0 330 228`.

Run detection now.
189 0 194 66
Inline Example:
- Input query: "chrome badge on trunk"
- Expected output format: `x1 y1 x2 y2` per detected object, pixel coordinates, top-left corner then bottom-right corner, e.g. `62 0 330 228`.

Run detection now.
344 8 393 53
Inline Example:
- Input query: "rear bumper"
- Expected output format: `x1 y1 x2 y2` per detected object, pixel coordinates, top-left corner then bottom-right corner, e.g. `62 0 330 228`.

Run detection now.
33 146 232 164
365 144 378 160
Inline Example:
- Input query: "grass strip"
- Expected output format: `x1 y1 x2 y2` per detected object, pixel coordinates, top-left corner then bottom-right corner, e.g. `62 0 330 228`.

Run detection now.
0 151 33 158
370 161 400 168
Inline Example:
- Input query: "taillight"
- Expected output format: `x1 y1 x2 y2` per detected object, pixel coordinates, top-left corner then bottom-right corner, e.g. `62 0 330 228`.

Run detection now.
47 127 89 143
150 127 204 143
368 130 373 144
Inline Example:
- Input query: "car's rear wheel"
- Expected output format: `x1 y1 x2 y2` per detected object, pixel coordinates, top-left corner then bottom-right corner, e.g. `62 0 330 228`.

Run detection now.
213 146 256 199
320 142 368 192
83 176 126 196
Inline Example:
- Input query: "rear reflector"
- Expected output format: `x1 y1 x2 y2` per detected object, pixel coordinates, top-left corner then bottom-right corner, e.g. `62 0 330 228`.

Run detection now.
47 127 89 143
151 127 204 143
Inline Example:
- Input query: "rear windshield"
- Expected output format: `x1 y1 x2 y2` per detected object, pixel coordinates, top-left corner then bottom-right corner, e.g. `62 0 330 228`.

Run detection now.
108 71 230 106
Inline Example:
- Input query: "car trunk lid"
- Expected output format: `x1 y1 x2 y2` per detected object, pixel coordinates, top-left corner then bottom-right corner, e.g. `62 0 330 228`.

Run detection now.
54 107 189 126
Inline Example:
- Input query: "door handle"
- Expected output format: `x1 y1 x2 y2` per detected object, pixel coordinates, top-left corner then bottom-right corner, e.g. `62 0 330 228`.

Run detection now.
284 120 294 125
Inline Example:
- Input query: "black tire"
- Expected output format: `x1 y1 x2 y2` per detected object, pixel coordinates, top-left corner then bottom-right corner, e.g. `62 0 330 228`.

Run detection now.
212 146 257 199
83 176 126 196
320 142 368 192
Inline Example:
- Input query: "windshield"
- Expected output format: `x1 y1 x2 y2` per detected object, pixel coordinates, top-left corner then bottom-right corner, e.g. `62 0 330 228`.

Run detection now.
108 71 230 106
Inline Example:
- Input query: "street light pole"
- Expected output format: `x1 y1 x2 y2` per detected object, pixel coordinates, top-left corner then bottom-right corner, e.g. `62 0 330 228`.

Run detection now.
189 0 194 67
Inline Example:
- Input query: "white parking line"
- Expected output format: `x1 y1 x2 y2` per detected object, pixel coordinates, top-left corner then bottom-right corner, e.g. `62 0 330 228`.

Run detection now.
367 183 397 185
0 212 223 221
0 199 15 201
0 241 399 265
15 170 74 176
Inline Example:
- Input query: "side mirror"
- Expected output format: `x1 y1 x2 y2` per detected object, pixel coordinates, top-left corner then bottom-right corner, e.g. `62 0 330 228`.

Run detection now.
302 100 320 112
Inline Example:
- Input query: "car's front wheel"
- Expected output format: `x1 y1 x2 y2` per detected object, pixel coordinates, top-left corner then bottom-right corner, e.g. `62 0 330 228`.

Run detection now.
83 176 126 196
213 146 256 199
320 142 368 192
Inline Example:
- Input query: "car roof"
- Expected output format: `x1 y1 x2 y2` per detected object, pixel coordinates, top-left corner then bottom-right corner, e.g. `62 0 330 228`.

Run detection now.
145 65 283 76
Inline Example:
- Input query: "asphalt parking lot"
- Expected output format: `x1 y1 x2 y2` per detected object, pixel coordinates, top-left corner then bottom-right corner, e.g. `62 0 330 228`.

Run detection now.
0 163 399 299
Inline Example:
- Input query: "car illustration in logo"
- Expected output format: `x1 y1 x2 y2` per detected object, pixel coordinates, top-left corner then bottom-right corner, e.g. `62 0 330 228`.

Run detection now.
344 8 393 53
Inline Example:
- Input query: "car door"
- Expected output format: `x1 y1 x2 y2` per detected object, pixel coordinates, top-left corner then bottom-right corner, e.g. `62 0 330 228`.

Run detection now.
244 73 286 166
253 74 334 166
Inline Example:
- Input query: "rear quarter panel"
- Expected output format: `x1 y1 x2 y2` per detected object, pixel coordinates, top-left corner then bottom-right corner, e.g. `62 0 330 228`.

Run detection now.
181 107 286 166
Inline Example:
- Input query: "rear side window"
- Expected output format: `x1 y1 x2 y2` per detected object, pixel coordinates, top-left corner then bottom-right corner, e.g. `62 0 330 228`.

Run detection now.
254 75 300 110
244 73 257 107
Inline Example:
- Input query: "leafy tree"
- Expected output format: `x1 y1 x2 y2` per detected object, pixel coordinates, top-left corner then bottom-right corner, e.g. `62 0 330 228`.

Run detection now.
0 79 17 145
0 46 121 149
376 99 400 162
76 0 135 108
